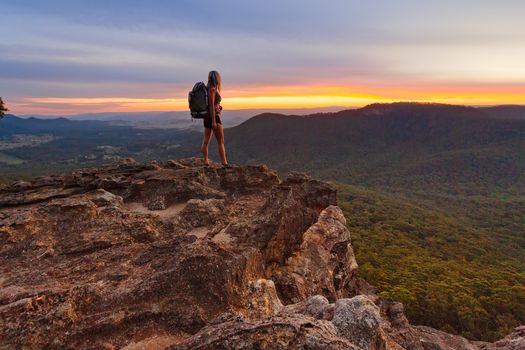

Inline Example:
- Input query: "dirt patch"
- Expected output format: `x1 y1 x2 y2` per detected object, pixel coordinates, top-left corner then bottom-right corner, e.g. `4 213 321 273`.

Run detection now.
123 202 186 219
186 226 209 239
121 334 186 350
212 225 233 246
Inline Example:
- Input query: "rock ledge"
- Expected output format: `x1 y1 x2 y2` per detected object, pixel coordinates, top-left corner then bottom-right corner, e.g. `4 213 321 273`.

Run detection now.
0 158 521 349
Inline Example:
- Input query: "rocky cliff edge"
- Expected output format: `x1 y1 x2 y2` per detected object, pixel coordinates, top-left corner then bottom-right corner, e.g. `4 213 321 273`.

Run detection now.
0 158 523 350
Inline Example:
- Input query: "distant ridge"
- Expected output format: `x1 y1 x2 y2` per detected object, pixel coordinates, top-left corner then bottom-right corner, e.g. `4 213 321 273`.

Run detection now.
241 102 525 125
225 101 525 190
17 106 346 124
10 102 525 124
478 104 525 120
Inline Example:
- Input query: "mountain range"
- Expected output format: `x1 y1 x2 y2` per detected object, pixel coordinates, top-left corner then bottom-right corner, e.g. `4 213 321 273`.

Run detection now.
225 103 525 190
17 107 346 130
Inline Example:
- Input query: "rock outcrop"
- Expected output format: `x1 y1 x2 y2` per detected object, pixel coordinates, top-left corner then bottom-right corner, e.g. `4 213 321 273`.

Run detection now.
0 158 522 349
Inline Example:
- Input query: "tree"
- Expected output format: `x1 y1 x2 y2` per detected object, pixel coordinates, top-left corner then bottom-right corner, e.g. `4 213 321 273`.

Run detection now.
0 97 8 119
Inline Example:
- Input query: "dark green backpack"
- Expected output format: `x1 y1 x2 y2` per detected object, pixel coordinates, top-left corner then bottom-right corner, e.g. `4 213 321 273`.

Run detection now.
188 82 209 119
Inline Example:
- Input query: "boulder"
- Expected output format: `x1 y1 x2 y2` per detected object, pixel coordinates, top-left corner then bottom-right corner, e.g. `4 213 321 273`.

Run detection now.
332 295 388 350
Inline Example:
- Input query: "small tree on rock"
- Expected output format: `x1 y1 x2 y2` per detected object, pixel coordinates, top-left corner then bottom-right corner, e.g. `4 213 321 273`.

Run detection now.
0 97 8 119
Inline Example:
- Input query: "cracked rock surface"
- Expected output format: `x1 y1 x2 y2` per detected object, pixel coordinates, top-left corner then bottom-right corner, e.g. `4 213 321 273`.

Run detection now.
0 158 522 349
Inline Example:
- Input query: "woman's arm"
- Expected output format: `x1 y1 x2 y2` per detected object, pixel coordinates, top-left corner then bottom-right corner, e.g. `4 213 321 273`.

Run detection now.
208 86 217 129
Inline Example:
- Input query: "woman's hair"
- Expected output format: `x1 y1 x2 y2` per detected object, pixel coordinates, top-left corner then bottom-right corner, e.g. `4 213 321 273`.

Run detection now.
208 70 222 92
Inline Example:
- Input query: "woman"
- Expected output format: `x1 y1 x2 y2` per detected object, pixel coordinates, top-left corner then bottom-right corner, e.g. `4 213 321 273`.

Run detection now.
201 70 228 166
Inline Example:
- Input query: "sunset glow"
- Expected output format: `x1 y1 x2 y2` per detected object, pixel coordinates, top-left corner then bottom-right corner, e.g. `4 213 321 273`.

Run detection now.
1 1 524 115
9 86 525 115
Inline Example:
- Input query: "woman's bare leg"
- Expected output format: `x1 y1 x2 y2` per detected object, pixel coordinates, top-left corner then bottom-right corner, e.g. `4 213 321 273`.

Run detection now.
201 127 213 164
213 125 228 165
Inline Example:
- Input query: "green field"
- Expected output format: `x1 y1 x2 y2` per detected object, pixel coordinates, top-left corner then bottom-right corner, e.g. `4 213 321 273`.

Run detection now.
0 152 25 165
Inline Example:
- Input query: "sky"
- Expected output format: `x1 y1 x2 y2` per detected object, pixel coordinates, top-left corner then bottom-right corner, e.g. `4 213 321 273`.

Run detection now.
1 0 525 115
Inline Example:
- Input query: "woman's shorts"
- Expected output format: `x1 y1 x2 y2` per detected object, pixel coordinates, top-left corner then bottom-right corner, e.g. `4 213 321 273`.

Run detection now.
203 115 222 129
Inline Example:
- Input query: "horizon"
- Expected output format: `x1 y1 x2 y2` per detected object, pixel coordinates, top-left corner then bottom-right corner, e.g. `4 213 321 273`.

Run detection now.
1 1 524 115
9 102 525 118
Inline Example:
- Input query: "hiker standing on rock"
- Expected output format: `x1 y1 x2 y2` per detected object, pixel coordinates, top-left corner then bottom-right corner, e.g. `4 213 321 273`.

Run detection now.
201 70 228 166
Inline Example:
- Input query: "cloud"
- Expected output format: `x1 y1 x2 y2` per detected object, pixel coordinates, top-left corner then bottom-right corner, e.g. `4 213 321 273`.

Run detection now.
1 0 525 114
0 10 394 87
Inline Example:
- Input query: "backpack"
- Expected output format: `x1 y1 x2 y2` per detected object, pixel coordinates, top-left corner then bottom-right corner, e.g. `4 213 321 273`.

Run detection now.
188 82 209 119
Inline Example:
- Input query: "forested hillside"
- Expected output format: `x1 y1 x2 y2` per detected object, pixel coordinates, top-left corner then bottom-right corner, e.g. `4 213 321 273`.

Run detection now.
337 184 524 341
222 103 525 341
226 103 525 191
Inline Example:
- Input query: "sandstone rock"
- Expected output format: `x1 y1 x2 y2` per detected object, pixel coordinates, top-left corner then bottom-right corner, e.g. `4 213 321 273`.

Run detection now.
412 326 479 350
303 295 333 320
283 295 334 321
165 159 187 169
90 189 123 207
179 198 226 227
11 180 33 189
0 158 519 350
0 159 353 349
243 279 283 320
271 205 359 303
478 325 525 350
332 295 388 350
171 314 359 350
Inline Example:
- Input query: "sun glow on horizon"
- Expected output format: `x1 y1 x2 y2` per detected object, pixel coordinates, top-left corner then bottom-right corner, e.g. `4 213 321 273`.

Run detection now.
3 2 525 117
8 85 525 115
